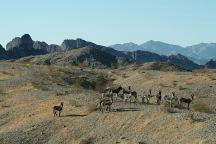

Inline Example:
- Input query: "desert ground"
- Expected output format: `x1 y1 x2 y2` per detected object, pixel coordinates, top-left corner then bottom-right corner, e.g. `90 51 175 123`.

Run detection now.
0 62 216 144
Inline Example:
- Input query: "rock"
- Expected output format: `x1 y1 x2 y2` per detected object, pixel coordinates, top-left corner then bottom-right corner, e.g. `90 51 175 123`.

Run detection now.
61 39 97 51
33 41 49 51
47 44 61 53
6 34 48 59
34 42 61 53
6 37 21 50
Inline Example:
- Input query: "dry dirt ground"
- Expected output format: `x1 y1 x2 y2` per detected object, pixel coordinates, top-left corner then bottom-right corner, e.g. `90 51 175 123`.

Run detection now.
0 62 216 144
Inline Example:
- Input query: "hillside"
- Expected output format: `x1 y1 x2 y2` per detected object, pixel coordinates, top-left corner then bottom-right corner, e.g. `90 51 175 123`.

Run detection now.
138 61 187 72
0 61 216 144
205 59 216 69
16 47 119 68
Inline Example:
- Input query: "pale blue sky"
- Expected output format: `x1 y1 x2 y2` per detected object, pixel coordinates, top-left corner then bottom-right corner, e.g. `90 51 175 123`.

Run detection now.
0 0 216 48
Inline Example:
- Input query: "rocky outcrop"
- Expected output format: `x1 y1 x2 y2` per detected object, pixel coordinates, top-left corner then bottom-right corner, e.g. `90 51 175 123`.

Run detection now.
33 41 49 51
33 42 61 53
61 39 97 51
6 34 47 59
6 37 21 51
16 46 118 68
47 44 61 53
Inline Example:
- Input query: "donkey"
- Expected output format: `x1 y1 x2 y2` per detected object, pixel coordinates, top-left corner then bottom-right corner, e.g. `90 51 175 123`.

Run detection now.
111 86 123 100
179 94 194 110
53 102 64 117
156 90 162 105
99 97 113 112
163 92 175 107
146 89 154 104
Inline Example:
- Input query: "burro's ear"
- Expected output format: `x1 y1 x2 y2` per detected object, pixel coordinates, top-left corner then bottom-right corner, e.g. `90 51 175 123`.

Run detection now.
191 93 195 99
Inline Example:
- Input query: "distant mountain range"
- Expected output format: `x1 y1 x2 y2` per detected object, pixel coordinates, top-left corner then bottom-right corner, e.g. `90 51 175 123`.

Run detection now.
1 34 216 70
110 41 216 65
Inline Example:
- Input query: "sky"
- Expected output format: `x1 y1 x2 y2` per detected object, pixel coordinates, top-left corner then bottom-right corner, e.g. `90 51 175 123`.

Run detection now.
0 0 216 48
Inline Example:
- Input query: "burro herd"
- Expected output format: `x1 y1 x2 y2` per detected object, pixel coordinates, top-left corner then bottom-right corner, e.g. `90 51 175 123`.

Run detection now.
52 86 195 116
97 86 195 113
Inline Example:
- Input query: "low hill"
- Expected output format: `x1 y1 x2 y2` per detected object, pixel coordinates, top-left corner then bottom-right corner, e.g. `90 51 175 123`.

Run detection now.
16 47 119 68
140 61 187 72
205 59 216 69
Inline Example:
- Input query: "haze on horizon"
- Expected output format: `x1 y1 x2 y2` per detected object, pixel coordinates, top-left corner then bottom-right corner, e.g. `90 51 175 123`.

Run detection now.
0 0 216 48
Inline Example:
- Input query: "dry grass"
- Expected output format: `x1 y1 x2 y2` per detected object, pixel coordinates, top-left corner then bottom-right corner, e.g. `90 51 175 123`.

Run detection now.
30 81 49 91
69 99 80 107
188 112 207 123
163 106 177 113
122 73 128 78
0 101 10 109
79 138 95 144
85 103 98 114
159 83 170 88
0 71 13 76
192 100 215 114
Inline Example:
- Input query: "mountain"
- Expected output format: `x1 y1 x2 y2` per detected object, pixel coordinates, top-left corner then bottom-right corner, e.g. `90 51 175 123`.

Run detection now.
140 40 188 56
205 59 216 69
110 42 141 51
6 34 48 59
187 43 216 60
125 50 167 64
0 44 8 60
124 50 201 70
0 34 209 70
110 41 214 65
111 40 187 55
167 54 203 70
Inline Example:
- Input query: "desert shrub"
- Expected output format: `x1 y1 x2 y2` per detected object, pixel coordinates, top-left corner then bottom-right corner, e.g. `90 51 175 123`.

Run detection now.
91 75 108 92
185 81 194 85
172 81 178 87
111 63 118 69
79 138 95 144
188 112 208 123
159 83 168 88
163 102 180 113
0 71 13 76
138 142 148 144
30 81 49 91
122 73 128 78
178 85 187 90
1 102 10 108
0 87 4 94
163 106 177 113
192 101 214 114
74 77 86 88
74 75 108 92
